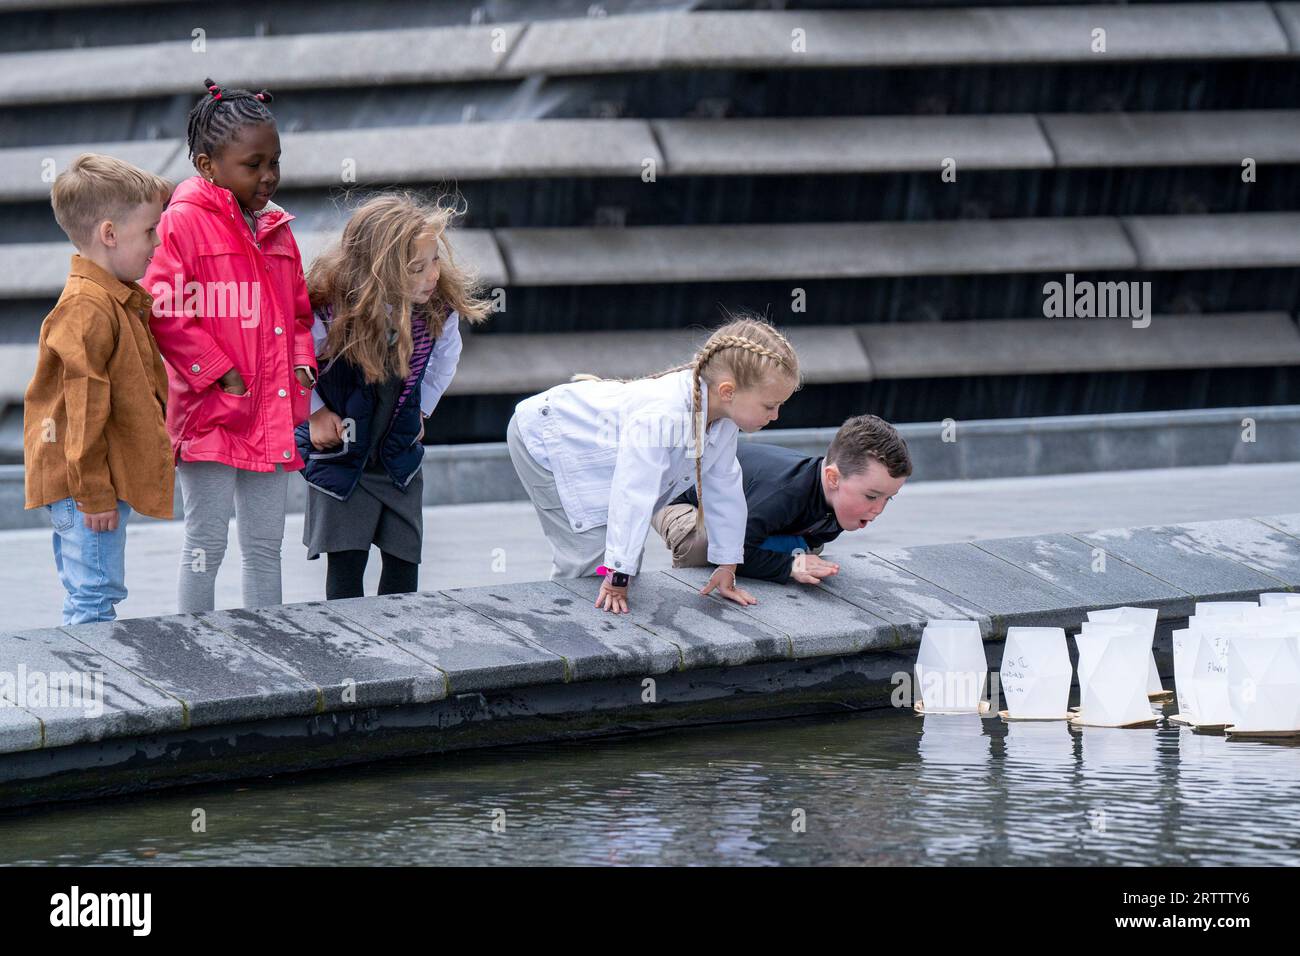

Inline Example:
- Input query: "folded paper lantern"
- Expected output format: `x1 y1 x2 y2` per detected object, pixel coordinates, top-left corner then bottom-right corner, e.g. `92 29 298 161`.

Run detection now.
1228 635 1300 729
1171 627 1196 721
1087 606 1162 696
1074 627 1102 710
1227 635 1300 734
1073 623 1155 727
1000 626 1071 719
915 619 987 714
1188 631 1233 728
1193 602 1256 618
1076 620 1145 703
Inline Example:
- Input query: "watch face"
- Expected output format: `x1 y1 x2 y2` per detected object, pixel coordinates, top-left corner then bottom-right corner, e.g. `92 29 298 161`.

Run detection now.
612 572 630 587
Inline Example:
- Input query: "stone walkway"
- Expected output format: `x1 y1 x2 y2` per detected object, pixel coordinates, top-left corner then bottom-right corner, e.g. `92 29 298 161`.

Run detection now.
2 460 1297 632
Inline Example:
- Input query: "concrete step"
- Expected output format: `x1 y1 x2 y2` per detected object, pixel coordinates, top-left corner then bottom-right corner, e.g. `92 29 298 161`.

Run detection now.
454 313 1300 394
0 228 507 300
2 313 1294 408
493 217 1137 285
0 21 521 107
9 109 1300 203
0 4 1291 107
1040 109 1300 166
5 212 1299 299
0 140 183 203
857 312 1300 379
507 5 1293 74
401 324 871 396
653 114 1054 175
1125 211 1300 269
7 212 1300 299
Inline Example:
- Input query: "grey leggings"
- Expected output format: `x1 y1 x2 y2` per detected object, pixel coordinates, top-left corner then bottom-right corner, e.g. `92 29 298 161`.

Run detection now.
176 459 289 612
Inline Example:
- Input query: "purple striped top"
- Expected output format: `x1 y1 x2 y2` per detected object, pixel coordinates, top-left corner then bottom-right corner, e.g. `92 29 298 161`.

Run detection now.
393 311 434 423
317 303 440 428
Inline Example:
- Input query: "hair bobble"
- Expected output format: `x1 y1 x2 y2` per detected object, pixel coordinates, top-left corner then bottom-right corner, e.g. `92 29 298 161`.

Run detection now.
187 78 277 164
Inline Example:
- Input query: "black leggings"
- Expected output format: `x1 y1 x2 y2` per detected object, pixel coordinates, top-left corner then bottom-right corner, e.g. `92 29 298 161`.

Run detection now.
325 549 418 599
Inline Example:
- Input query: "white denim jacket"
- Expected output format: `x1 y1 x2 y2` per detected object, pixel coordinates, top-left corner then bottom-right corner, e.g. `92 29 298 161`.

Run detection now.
514 369 746 575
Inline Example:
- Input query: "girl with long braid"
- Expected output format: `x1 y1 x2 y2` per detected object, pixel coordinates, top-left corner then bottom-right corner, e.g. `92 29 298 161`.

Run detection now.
144 79 317 612
507 314 801 614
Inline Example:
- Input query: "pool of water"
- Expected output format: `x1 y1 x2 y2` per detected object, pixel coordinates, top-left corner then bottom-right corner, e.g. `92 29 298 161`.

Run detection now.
2 705 1297 866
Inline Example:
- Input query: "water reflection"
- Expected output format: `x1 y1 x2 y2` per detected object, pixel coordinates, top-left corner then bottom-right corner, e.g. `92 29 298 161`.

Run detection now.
0 706 1297 866
1173 728 1300 862
1001 720 1075 863
912 713 994 862
1073 724 1165 863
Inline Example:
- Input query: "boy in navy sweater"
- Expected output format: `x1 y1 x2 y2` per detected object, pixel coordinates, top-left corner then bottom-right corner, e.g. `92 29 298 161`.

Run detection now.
651 414 911 585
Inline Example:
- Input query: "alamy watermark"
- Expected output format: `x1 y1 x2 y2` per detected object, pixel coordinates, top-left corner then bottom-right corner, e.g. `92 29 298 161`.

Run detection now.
0 665 104 718
595 410 707 457
1043 273 1151 329
149 275 262 328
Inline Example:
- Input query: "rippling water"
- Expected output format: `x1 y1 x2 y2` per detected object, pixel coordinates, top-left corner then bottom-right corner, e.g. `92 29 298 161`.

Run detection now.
2 706 1298 866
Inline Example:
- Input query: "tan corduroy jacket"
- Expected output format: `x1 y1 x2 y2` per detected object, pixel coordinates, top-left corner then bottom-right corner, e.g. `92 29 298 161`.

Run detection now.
24 255 174 518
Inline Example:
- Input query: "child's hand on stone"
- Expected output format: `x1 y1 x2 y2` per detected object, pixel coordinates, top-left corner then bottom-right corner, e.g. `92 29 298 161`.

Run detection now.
701 564 757 606
309 407 346 450
791 552 839 585
595 576 630 614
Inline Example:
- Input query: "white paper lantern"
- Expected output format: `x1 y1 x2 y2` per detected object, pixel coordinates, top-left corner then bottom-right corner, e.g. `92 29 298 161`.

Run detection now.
1258 593 1300 608
1073 623 1155 727
1000 627 1071 719
1228 635 1300 734
1240 607 1300 634
1171 627 1196 722
915 619 987 714
1194 602 1256 618
1088 606 1163 696
1188 631 1233 728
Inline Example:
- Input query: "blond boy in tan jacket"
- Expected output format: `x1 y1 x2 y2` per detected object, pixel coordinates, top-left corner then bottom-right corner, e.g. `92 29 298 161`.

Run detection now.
24 154 173 624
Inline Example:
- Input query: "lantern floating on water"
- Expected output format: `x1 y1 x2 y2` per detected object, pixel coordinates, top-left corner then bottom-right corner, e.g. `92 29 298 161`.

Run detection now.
998 626 1072 721
914 619 988 715
1071 623 1158 728
1086 606 1170 703
1226 634 1300 737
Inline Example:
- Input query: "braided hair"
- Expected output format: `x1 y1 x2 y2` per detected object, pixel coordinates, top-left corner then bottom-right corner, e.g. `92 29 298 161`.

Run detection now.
571 311 801 535
686 316 799 530
186 78 276 164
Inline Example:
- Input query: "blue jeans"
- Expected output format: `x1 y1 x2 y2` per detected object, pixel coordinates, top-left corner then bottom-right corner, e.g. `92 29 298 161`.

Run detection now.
45 496 132 625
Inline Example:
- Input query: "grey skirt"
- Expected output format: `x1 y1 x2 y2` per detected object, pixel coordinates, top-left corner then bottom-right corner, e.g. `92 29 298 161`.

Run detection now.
303 466 424 564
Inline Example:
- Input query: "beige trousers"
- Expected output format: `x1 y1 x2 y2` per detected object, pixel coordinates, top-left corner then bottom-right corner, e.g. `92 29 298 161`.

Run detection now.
651 503 825 569
650 504 711 568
